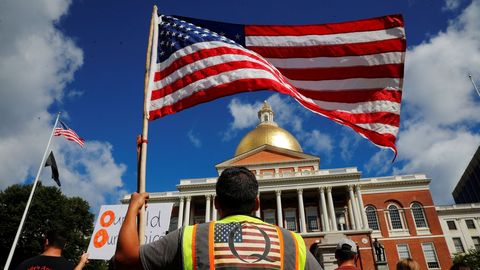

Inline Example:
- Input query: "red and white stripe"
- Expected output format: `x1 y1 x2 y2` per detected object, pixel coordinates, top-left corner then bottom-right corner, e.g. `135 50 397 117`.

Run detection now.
147 14 405 153
54 128 85 147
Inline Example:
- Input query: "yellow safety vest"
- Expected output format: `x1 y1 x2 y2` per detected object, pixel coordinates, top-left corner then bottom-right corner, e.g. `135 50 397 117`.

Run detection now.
182 215 307 270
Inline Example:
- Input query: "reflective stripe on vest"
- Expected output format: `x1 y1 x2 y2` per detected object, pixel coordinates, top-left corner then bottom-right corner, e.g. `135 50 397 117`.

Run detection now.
181 215 307 270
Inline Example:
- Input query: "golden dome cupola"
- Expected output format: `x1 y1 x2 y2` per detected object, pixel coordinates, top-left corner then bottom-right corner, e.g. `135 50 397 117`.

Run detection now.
234 101 303 156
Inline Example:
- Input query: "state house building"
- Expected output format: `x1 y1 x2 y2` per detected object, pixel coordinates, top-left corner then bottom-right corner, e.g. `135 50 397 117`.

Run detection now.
146 102 452 270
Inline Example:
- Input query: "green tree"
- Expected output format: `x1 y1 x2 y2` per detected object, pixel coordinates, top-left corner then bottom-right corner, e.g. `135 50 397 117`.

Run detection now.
0 183 107 269
453 248 480 270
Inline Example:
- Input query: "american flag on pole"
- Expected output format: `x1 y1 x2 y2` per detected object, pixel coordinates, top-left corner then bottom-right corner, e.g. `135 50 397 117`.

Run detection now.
54 121 85 147
213 222 281 268
146 14 406 154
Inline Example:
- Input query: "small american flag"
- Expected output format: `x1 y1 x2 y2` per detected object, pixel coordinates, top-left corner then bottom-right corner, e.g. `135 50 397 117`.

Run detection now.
213 222 281 268
54 121 85 147
146 14 405 154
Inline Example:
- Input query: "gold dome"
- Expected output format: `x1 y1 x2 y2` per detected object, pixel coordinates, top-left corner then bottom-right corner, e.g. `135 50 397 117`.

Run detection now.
234 101 303 156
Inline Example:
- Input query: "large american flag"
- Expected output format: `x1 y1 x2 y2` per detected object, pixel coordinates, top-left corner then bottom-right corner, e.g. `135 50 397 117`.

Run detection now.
54 121 85 147
146 14 406 153
213 222 281 268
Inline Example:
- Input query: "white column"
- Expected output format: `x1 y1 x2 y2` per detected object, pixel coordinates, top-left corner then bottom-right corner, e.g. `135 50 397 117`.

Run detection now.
344 206 350 230
177 197 184 229
327 186 337 231
183 196 191 226
356 185 368 229
319 187 330 231
297 189 307 233
212 195 217 221
457 218 474 248
205 195 211 223
255 192 261 218
276 190 283 228
348 185 360 230
347 199 356 230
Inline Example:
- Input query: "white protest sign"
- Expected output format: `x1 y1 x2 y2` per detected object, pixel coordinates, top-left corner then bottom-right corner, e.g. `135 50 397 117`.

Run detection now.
87 202 174 260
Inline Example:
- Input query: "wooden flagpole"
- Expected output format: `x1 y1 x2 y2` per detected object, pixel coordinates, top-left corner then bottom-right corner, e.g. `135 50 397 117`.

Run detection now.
138 5 157 244
3 113 61 270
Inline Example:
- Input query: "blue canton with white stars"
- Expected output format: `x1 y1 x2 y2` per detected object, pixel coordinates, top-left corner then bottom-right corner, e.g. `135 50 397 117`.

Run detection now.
214 223 242 243
157 16 245 63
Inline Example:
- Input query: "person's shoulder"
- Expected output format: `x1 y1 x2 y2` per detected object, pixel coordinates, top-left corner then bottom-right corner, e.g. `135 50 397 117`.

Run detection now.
15 255 73 270
15 256 36 270
335 266 361 270
16 255 42 266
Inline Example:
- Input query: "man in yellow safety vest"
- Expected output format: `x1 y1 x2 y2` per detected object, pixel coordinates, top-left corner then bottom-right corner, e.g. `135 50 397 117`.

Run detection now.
114 166 322 270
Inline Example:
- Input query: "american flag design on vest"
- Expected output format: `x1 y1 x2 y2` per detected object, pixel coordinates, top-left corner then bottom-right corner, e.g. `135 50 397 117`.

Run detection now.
213 222 281 269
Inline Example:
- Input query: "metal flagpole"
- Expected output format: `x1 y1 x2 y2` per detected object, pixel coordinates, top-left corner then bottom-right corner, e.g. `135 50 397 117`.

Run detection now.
3 112 61 270
137 5 158 244
468 74 480 97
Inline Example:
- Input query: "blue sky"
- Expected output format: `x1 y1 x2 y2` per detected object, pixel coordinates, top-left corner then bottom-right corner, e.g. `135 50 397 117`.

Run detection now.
1 0 480 211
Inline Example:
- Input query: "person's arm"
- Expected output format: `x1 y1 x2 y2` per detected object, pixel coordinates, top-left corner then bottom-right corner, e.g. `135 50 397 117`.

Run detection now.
114 192 149 270
74 252 89 270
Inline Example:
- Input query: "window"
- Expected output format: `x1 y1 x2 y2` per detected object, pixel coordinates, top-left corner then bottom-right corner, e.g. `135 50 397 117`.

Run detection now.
411 203 428 228
466 219 476 229
452 238 465 253
388 205 403 229
306 207 319 231
447 220 457 230
472 237 480 251
365 205 379 230
397 244 411 259
422 243 440 269
263 210 276 225
284 209 297 232
168 217 178 232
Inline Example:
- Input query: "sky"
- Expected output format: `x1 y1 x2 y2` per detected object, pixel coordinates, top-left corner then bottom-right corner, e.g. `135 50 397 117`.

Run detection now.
1 0 480 212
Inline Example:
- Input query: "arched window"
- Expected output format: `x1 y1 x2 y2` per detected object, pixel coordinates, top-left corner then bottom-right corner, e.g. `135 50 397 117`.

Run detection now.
365 205 379 230
411 203 428 228
388 205 403 229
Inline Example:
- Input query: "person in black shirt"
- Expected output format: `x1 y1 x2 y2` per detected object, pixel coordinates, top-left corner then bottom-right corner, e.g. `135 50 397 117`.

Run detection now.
15 230 89 270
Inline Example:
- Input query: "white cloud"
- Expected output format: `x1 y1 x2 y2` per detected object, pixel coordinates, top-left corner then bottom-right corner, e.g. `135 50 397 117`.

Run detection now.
394 123 480 203
188 130 202 148
403 0 480 126
364 150 391 175
0 0 126 210
303 130 333 158
366 0 480 204
444 0 463 10
339 129 362 161
40 141 128 210
222 98 262 141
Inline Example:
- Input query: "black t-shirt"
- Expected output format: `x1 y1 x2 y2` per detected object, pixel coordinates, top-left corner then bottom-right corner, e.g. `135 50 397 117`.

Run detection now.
15 255 74 270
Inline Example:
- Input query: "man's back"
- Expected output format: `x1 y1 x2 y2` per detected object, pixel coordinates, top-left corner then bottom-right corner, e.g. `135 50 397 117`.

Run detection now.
140 215 321 270
15 255 74 270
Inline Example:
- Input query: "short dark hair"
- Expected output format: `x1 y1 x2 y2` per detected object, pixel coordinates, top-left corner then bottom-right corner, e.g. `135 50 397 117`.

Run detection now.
45 230 67 249
216 167 258 216
335 244 356 263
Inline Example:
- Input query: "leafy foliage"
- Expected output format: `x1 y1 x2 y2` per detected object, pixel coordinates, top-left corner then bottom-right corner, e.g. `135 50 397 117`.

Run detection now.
0 183 108 269
453 248 480 270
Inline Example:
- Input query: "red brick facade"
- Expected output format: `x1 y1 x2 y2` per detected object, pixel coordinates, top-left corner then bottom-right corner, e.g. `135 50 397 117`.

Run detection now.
362 190 451 269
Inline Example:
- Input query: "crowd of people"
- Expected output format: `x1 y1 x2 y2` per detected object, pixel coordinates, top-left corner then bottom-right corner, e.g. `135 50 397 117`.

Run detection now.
13 166 477 269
